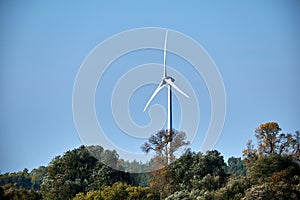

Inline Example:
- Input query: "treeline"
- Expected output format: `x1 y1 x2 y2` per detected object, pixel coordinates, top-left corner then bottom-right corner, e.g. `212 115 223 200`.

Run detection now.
0 122 299 199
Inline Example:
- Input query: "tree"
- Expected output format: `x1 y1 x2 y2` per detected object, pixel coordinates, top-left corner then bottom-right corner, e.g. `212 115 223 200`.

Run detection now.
41 145 131 199
243 181 300 200
248 154 300 184
141 130 190 199
226 157 246 176
41 146 98 199
0 168 32 190
141 129 190 165
194 150 226 180
0 184 42 200
88 162 130 190
73 182 159 200
214 176 251 200
244 122 298 167
165 150 195 192
242 140 258 168
161 150 227 198
30 166 48 190
292 131 300 162
164 190 191 200
254 122 295 155
147 168 169 199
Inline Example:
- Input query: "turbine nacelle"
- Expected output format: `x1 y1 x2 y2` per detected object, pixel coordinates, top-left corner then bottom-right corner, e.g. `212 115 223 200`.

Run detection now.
163 76 175 83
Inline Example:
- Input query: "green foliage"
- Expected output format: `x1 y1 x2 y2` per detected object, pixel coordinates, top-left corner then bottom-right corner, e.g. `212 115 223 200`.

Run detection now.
41 145 131 200
248 154 300 183
165 190 191 200
166 150 195 191
30 166 48 190
0 166 48 192
73 182 159 200
73 190 103 200
88 162 130 190
41 146 97 199
243 181 300 200
226 157 246 176
190 150 227 190
0 184 42 200
161 150 227 198
0 168 32 190
214 176 251 200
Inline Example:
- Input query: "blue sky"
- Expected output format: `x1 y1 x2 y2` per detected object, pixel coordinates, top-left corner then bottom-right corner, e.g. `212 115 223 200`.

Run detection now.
1 0 299 173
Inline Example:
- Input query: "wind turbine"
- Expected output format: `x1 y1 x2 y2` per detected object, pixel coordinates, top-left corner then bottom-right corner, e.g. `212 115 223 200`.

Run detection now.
143 30 189 162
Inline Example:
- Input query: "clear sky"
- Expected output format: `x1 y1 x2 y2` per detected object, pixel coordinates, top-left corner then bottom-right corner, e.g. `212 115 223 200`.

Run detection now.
1 0 299 173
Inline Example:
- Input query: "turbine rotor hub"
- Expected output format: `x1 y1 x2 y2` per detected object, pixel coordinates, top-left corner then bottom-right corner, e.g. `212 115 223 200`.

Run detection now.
164 76 175 82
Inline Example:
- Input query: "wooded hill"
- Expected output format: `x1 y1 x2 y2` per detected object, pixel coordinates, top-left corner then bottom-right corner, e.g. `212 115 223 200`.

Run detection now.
1 122 299 199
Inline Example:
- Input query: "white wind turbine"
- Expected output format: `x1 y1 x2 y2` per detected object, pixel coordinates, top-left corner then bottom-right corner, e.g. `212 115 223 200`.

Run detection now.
143 30 190 146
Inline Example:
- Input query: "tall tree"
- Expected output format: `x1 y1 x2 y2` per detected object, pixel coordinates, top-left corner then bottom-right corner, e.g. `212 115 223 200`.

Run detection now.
141 129 189 165
255 122 282 155
141 129 189 198
244 122 297 159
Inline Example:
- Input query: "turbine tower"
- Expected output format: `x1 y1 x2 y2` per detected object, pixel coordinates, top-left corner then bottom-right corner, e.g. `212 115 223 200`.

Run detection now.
143 30 189 162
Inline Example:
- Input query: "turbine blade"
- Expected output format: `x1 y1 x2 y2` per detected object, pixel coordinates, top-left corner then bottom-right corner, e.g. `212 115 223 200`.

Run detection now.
163 30 168 78
165 79 190 98
143 81 165 111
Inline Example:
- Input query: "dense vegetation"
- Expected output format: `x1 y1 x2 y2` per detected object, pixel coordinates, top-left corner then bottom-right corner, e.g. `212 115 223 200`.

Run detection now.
1 122 299 199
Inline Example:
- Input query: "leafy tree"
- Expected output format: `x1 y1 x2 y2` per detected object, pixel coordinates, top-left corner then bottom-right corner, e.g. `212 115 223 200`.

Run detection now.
243 122 299 168
101 182 128 200
248 153 300 184
226 157 246 176
73 190 103 200
243 183 275 200
166 150 195 192
73 182 159 200
243 181 300 200
191 150 227 186
197 174 221 191
141 129 190 198
255 122 282 155
0 184 42 200
242 140 258 168
125 184 159 200
30 166 47 190
141 129 190 165
41 145 130 200
254 122 295 156
88 162 130 190
214 176 251 200
41 146 98 199
147 168 169 199
0 168 32 190
164 190 191 200
164 150 227 197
